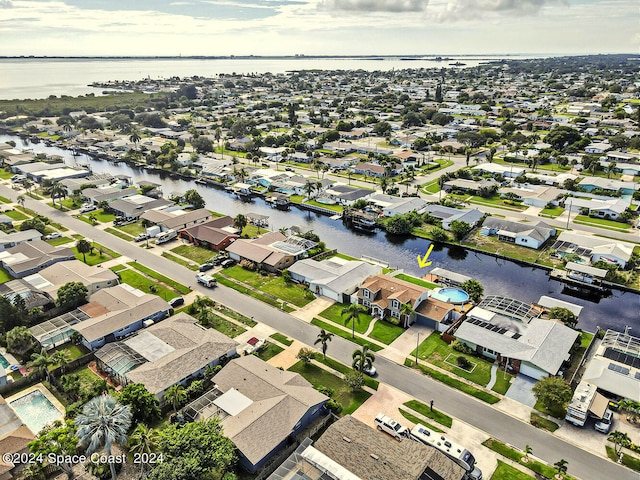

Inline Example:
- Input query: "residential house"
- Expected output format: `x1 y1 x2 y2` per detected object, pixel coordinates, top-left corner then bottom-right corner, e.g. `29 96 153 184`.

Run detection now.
59 172 114 195
480 218 555 249
500 185 563 208
323 184 372 205
0 279 54 311
367 193 427 216
140 207 213 232
23 259 119 297
584 142 611 154
82 186 138 206
357 275 431 328
0 240 75 278
421 205 484 231
225 232 316 272
552 231 634 268
562 197 630 221
442 178 499 195
0 230 41 252
179 216 239 251
288 258 382 302
578 177 637 196
73 284 172 351
95 312 238 401
108 195 174 220
471 163 525 178
184 355 329 473
414 296 458 331
455 295 579 380
0 398 35 480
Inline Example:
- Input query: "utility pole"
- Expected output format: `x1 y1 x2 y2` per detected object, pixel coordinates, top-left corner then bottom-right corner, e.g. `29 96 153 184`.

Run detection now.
415 332 420 366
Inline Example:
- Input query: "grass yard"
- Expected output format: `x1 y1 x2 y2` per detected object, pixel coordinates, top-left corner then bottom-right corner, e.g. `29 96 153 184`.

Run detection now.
171 244 217 264
539 206 564 218
223 265 315 307
606 446 640 472
116 222 146 236
288 361 371 415
530 413 559 432
200 311 246 338
110 265 128 273
117 269 177 299
403 400 453 428
315 355 379 390
0 266 11 283
105 227 134 241
46 236 73 246
462 230 557 267
420 179 441 194
256 342 284 361
162 251 198 270
4 209 28 221
304 199 344 213
128 261 191 294
468 195 527 211
0 170 13 180
73 247 115 266
412 332 514 393
368 320 405 345
311 318 383 351
398 409 444 433
270 332 293 346
319 302 373 335
48 343 89 361
490 461 535 480
214 275 296 312
574 215 631 231
395 273 438 289
241 224 269 238
216 304 257 327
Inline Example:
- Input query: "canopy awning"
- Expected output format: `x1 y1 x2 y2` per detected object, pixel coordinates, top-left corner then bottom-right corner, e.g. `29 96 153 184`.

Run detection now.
589 392 609 419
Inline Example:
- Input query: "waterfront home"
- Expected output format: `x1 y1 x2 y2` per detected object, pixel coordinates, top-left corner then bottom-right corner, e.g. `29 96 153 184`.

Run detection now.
225 231 316 272
421 205 484 231
178 216 239 250
454 295 579 380
323 184 372 205
140 207 213 232
73 284 172 351
184 355 329 474
500 185 563 208
0 229 41 252
23 259 119 297
0 240 75 279
288 258 381 302
552 231 634 268
108 195 174 220
95 312 239 401
578 177 638 196
59 172 114 195
354 162 400 178
367 193 427 216
357 275 431 328
480 218 556 250
82 186 138 205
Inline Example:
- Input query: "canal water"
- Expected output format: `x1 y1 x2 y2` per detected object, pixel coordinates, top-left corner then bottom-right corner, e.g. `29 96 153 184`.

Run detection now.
3 134 639 333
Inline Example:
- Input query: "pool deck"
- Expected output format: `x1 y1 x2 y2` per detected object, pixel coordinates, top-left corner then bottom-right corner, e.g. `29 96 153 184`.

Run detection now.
0 348 19 369
5 383 66 432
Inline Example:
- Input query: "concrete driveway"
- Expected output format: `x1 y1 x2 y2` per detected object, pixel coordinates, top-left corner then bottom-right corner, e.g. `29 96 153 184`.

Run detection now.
505 375 537 407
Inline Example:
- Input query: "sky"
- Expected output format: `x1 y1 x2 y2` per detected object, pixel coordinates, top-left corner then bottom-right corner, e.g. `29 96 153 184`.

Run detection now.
0 0 637 56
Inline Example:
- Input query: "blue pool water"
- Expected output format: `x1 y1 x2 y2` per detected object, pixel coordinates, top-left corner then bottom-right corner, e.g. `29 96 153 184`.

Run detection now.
0 352 9 369
438 288 470 304
9 390 63 434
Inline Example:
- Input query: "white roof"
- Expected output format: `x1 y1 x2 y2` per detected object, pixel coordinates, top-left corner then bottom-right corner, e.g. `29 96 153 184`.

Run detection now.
214 388 253 417
537 296 583 317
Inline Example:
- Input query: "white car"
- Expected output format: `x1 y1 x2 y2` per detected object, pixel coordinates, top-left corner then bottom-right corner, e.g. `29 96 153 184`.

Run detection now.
44 232 62 240
594 409 613 434
353 360 377 377
79 204 97 213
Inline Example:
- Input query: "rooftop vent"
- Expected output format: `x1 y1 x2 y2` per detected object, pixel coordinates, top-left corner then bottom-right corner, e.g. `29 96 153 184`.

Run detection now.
342 436 352 443
370 454 379 460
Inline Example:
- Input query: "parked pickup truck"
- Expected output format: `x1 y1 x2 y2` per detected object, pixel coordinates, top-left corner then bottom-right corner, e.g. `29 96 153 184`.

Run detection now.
196 273 217 288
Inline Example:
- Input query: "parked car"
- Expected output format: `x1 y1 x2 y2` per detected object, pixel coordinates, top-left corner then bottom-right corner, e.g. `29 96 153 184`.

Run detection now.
353 360 377 377
134 233 148 242
284 167 294 172
212 255 228 266
374 413 408 440
241 337 265 355
79 204 97 213
44 232 62 240
220 259 236 268
198 262 214 272
196 272 217 288
595 409 613 434
168 296 185 308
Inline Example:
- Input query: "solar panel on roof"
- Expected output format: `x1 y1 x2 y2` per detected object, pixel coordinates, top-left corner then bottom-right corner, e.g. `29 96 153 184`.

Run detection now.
608 363 630 375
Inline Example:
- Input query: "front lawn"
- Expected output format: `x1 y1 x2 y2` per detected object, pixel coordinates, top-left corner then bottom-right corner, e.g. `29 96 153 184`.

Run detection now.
4 209 28 221
574 215 631 231
256 342 284 361
270 332 293 346
490 461 535 480
128 262 191 295
73 247 116 266
116 222 146 236
288 361 371 415
319 303 373 335
311 318 383 352
539 206 564 218
398 409 444 433
162 251 198 270
117 269 178 299
314 355 379 390
403 399 453 428
368 320 405 345
395 273 438 289
105 227 134 241
223 265 315 307
46 236 73 246
606 446 640 472
171 244 217 264
199 311 246 338
0 266 11 283
530 412 559 432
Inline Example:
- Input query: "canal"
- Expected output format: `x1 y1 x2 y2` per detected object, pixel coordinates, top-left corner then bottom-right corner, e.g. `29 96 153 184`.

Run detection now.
3 134 639 333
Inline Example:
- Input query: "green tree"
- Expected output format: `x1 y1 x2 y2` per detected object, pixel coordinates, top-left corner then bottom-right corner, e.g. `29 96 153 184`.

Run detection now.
118 383 161 426
50 182 67 208
6 325 35 356
449 220 472 242
341 303 368 339
460 279 484 303
352 345 375 373
17 194 25 207
56 281 88 309
20 217 46 234
27 348 58 383
296 347 316 364
128 423 159 477
76 239 92 263
532 376 572 416
28 420 78 479
233 213 247 232
548 307 578 328
554 458 568 478
303 179 320 199
344 371 365 392
163 384 187 413
314 329 334 360
608 430 631 457
183 189 205 209
524 444 533 461
430 227 449 242
129 128 141 151
75 395 132 480
147 419 236 480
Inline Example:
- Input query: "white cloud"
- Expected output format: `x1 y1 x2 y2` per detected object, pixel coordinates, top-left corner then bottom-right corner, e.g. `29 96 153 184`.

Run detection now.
319 0 428 12
0 0 14 7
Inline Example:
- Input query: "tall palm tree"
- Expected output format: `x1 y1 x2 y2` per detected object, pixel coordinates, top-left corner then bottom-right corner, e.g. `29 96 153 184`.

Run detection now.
341 303 367 339
50 182 66 208
76 239 92 263
606 160 617 179
23 179 34 196
352 345 375 373
190 295 216 315
128 423 158 476
314 329 334 360
303 180 320 200
234 213 247 232
608 431 631 457
129 128 141 153
75 395 132 480
27 348 57 383
163 384 187 413
16 195 25 207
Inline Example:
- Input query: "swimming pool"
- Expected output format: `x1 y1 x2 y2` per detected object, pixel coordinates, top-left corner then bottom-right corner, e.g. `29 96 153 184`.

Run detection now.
436 288 470 304
0 352 9 369
9 389 64 434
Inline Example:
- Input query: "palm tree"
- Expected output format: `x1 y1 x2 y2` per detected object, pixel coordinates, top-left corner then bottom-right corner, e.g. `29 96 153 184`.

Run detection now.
524 444 533 462
76 239 92 263
75 395 132 480
87 213 98 225
554 458 568 478
399 302 415 328
303 179 319 200
341 303 368 339
234 213 248 232
16 195 25 207
379 176 389 194
190 295 216 315
27 348 57 383
163 384 187 413
129 128 141 153
50 182 66 208
128 423 158 476
606 160 617 179
23 179 34 196
608 431 631 458
314 329 334 360
52 350 71 375
352 345 375 373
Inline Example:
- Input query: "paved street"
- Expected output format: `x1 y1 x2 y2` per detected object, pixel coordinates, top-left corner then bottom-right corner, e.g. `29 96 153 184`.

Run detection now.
2 184 633 480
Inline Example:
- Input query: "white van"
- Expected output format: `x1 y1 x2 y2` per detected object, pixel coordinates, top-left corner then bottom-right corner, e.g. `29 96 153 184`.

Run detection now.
374 413 408 440
155 229 177 245
11 174 26 183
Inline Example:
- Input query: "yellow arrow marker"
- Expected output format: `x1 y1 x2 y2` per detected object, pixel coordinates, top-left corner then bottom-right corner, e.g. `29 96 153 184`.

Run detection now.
417 244 434 268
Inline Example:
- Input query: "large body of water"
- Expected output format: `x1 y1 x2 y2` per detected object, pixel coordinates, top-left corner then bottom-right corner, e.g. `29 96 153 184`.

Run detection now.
3 134 638 333
0 55 533 100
